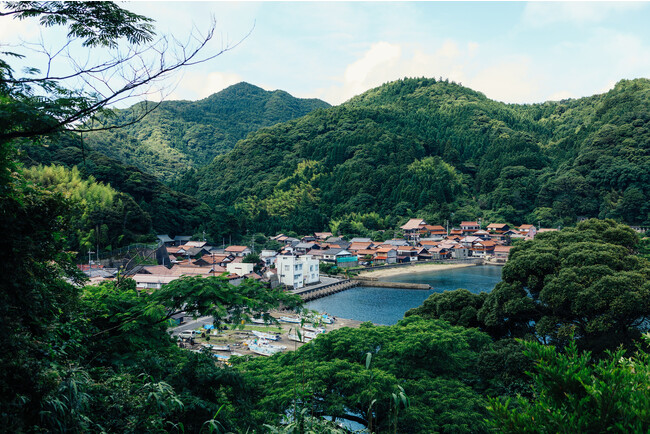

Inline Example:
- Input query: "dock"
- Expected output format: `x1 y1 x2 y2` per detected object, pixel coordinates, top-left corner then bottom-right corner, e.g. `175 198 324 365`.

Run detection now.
293 279 360 302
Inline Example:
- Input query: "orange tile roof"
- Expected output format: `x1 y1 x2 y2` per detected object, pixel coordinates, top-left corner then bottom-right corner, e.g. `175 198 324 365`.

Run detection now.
401 218 426 230
225 245 249 252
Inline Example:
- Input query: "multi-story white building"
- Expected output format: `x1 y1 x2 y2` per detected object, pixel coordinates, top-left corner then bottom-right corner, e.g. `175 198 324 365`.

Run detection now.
275 254 320 289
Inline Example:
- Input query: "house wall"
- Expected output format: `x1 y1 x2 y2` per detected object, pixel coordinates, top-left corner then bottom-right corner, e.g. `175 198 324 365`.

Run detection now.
275 255 320 288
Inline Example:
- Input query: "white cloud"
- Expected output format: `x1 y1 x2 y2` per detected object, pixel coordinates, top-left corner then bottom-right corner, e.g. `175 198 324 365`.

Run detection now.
0 13 40 43
522 2 643 27
467 58 539 103
344 42 402 85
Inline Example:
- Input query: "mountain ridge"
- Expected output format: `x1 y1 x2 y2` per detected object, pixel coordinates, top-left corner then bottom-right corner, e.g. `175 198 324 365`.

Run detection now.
84 82 331 182
192 77 650 235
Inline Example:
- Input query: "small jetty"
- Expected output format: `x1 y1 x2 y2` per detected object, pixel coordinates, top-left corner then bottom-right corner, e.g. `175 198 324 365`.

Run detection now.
295 279 360 302
352 277 432 290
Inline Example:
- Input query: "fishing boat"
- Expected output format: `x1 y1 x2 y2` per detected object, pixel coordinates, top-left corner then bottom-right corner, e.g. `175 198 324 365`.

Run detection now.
280 316 301 324
302 325 326 334
201 343 231 352
288 333 312 343
252 330 280 341
247 340 285 356
250 318 266 324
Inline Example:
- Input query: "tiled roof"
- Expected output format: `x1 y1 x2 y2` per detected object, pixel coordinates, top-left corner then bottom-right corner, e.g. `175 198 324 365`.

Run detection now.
400 218 426 230
225 245 249 252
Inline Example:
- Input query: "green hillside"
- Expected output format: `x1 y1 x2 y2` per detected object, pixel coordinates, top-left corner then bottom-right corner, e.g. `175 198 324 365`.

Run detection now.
19 134 221 241
84 82 330 182
194 77 650 235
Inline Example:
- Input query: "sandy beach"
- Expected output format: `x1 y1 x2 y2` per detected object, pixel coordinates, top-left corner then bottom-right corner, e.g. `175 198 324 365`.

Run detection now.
356 262 477 279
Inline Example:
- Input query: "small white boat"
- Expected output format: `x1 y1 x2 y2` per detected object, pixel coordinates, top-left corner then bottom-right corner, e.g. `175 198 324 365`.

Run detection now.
302 326 326 334
250 318 266 324
252 330 280 341
288 333 312 343
202 343 231 352
280 316 301 324
248 341 285 356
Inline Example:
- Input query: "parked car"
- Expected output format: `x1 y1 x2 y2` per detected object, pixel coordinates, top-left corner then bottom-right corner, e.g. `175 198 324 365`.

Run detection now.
178 330 200 339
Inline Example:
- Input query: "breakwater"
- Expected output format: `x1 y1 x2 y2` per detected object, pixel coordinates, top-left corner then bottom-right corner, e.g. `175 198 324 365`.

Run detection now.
352 278 432 290
296 279 361 302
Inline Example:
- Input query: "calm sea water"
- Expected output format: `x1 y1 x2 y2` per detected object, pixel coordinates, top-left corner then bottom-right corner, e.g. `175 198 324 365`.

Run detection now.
305 265 503 325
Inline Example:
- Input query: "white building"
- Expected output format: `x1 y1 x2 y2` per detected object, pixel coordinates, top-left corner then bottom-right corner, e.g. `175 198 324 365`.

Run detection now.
275 254 320 289
226 262 255 277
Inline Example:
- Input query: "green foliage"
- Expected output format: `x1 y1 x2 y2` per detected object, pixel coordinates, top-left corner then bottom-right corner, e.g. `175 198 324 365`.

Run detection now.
173 77 650 234
84 83 330 182
488 337 650 433
23 164 152 253
235 317 493 433
478 219 650 352
405 289 488 330
19 133 224 238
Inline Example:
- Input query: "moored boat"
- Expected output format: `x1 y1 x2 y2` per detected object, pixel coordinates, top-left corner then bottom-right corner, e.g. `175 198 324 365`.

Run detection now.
252 330 280 341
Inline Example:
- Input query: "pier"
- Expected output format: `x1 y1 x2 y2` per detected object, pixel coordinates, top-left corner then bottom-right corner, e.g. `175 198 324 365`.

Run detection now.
292 278 360 302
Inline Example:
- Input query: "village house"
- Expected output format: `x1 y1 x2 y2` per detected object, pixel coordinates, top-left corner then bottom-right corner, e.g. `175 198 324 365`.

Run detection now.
493 245 514 263
470 239 497 257
260 249 278 266
449 244 469 259
348 237 372 243
396 245 420 262
275 254 320 289
460 221 480 235
400 218 426 243
226 262 256 276
486 223 510 234
313 248 357 268
420 224 447 240
314 232 333 241
225 245 252 257
374 246 398 264
518 224 537 239
294 241 321 254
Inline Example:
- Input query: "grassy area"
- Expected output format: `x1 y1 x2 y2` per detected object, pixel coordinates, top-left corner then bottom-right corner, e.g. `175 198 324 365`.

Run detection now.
240 324 284 333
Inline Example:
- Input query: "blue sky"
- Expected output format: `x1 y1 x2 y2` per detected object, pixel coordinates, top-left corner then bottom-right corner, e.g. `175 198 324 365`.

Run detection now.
3 2 650 106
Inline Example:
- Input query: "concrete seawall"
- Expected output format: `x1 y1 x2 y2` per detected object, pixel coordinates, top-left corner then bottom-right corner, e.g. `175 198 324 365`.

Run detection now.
298 280 360 302
352 278 432 290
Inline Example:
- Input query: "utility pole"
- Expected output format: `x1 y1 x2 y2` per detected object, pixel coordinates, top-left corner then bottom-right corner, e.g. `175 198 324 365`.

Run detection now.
96 224 100 263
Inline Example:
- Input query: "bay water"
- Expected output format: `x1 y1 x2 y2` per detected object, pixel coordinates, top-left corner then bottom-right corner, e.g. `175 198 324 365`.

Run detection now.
305 265 502 325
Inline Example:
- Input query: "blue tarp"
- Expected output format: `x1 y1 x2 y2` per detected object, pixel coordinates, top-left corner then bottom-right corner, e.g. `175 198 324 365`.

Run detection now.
204 324 215 330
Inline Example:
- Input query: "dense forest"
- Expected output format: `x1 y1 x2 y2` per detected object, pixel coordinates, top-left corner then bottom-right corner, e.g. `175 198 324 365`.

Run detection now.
19 73 650 245
189 77 650 236
83 82 330 182
2 2 650 432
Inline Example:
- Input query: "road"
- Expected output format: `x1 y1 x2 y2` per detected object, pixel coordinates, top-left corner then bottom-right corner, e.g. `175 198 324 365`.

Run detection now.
170 315 214 335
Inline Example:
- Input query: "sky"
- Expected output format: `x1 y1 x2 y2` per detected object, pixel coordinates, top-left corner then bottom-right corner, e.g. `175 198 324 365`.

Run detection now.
3 1 650 106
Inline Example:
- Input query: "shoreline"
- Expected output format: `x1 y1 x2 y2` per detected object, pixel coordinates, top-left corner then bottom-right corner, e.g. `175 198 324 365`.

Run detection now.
356 262 477 279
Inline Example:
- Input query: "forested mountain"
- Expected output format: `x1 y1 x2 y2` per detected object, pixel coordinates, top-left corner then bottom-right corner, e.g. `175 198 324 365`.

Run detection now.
193 77 650 235
19 134 219 246
84 82 330 182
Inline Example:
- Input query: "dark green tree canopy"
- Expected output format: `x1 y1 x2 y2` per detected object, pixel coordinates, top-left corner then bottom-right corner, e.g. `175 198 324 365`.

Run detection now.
478 219 650 351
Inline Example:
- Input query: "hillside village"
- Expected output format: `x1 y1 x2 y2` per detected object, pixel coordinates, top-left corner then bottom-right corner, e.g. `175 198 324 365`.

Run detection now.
82 219 558 290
